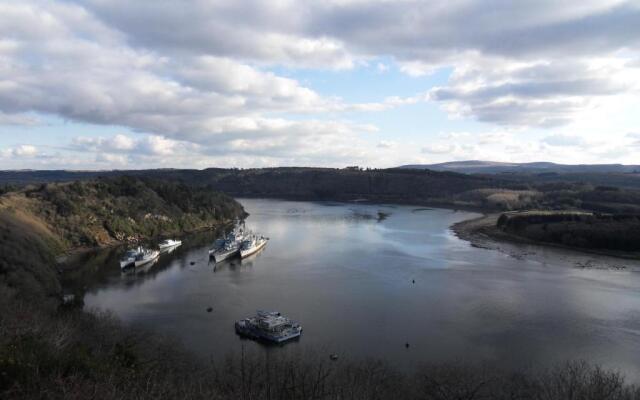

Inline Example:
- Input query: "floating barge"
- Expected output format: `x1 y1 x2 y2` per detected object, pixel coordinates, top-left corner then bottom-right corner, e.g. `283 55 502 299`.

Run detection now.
235 311 302 343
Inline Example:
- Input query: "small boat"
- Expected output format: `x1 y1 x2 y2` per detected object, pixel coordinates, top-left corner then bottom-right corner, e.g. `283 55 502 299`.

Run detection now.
134 248 160 267
120 247 143 269
235 311 302 343
239 235 268 258
122 257 158 275
159 239 182 250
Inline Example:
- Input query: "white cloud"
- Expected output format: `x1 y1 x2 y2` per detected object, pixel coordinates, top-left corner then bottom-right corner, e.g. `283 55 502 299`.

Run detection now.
376 62 389 73
542 134 587 147
428 58 636 127
72 134 195 157
399 61 439 77
0 144 39 160
13 145 38 157
1 0 640 168
0 112 40 126
376 140 396 149
76 0 640 130
421 143 457 155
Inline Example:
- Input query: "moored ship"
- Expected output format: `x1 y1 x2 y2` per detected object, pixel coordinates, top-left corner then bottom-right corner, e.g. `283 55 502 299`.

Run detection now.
235 311 302 343
239 235 268 258
159 239 182 250
134 248 160 267
211 241 240 263
209 225 248 262
120 247 143 269
209 226 245 254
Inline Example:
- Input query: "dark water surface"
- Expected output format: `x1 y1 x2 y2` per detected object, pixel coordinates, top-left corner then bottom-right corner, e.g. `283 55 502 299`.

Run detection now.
76 199 640 376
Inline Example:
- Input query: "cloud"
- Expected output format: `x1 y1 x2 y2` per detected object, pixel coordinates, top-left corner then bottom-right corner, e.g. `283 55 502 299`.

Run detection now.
72 134 196 157
429 59 634 127
68 118 376 167
421 143 457 155
0 112 41 126
12 145 38 157
542 134 587 147
376 140 396 149
2 1 640 168
82 1 640 64
376 62 389 73
72 134 135 152
1 144 39 159
0 1 400 169
398 61 438 77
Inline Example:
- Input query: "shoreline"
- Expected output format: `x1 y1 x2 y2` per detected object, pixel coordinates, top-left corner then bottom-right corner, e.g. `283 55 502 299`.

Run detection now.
451 214 640 270
56 219 239 268
242 196 640 268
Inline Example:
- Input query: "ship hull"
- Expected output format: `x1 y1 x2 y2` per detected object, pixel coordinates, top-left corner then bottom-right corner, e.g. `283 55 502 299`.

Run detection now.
213 248 239 263
134 251 159 267
159 240 181 250
235 320 302 343
120 259 135 269
240 240 267 258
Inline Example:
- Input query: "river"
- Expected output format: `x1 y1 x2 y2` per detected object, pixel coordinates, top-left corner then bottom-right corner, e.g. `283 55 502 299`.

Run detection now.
72 198 640 376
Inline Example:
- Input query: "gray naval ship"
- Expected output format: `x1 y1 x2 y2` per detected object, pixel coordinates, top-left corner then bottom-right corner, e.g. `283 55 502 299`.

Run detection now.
210 225 268 262
209 225 246 262
235 311 302 343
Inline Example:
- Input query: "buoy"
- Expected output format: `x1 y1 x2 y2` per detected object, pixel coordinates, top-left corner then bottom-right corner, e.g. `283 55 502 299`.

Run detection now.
330 354 339 361
412 279 415 284
405 342 410 349
190 261 196 265
206 307 213 312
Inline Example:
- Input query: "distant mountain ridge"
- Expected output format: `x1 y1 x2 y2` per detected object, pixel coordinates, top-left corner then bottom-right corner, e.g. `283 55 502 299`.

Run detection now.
398 161 640 174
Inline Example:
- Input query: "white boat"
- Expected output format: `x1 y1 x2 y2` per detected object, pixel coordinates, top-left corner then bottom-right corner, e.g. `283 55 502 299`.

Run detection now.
239 235 268 258
120 247 143 269
134 248 160 267
159 239 182 250
121 257 158 275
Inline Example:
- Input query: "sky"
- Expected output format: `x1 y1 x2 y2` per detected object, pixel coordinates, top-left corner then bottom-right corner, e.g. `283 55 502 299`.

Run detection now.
1 0 640 170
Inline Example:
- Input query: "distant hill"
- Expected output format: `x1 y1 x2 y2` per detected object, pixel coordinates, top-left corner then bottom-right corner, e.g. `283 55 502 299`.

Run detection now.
2 167 640 213
398 161 640 174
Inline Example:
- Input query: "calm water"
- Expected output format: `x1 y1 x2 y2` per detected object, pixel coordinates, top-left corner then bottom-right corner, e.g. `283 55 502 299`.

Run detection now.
76 199 640 376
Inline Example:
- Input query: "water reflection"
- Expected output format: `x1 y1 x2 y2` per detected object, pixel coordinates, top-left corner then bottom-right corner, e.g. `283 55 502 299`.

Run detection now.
69 199 640 378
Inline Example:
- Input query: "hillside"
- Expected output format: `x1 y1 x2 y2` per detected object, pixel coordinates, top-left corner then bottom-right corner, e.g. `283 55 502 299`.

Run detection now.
398 160 640 174
497 211 640 254
3 176 245 249
4 167 640 213
0 176 244 303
